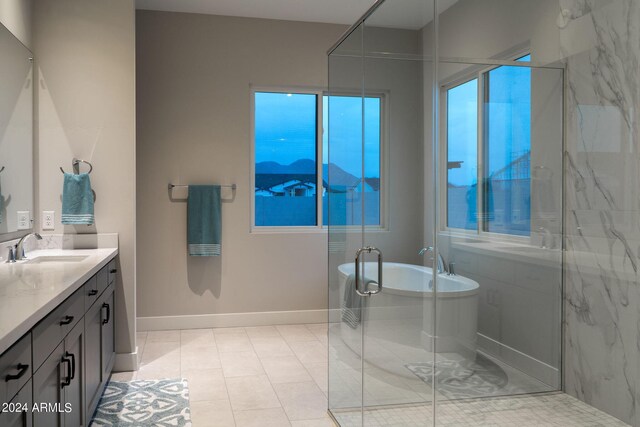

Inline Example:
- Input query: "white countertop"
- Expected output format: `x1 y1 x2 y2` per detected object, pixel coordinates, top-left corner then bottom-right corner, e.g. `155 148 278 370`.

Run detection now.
0 248 118 355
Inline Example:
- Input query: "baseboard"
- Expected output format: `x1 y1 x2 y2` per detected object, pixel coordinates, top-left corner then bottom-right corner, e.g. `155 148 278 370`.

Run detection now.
137 309 327 331
478 333 559 388
420 330 476 359
113 347 139 372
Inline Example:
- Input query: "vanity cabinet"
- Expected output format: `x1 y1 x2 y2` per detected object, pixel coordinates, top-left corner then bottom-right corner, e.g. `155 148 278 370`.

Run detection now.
85 283 115 419
0 379 33 427
0 333 33 427
0 256 117 427
84 298 103 419
101 287 116 379
63 321 85 427
33 321 84 427
32 341 64 427
0 333 32 405
33 308 86 427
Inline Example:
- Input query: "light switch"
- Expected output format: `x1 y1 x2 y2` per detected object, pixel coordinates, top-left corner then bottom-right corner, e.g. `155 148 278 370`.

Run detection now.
17 211 30 230
43 211 55 230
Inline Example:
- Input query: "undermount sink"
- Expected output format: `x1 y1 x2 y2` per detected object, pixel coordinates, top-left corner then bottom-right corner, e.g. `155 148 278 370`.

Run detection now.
25 255 89 264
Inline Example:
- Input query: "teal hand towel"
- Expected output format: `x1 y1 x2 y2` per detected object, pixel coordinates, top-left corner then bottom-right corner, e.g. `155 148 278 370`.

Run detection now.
188 185 221 256
61 173 94 225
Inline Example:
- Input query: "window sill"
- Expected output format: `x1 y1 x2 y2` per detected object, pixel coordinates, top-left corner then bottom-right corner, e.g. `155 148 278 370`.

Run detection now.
251 227 326 235
250 225 388 234
438 229 530 245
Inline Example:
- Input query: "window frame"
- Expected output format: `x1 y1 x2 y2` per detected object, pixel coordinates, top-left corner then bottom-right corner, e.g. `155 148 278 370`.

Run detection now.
439 51 532 242
250 86 387 233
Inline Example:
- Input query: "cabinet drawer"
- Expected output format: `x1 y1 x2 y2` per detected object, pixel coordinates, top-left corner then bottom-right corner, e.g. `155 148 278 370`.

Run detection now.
0 333 32 406
84 275 99 309
32 288 84 370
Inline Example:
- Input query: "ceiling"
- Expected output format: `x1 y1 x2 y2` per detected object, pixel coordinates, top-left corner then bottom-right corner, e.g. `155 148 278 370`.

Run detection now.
135 0 378 26
135 0 459 29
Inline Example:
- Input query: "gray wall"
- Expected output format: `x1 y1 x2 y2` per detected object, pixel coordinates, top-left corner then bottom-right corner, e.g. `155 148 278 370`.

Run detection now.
33 0 137 365
136 11 425 322
136 11 343 319
0 0 31 49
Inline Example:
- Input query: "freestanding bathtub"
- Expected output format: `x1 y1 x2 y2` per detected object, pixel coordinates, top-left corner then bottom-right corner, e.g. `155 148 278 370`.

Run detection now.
337 262 480 358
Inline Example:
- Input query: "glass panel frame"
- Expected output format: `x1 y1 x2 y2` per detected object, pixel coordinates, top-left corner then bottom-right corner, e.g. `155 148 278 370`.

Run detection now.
327 22 365 427
327 2 565 426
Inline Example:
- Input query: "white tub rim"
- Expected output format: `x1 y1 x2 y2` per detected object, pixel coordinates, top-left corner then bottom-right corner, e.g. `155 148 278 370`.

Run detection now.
338 261 479 298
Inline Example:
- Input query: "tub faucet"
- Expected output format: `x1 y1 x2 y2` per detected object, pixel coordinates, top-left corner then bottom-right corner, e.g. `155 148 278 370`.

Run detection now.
538 227 555 249
15 233 42 261
418 246 447 274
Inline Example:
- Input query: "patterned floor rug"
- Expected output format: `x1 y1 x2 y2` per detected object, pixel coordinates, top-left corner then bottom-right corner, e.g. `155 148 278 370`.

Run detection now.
406 354 508 400
90 379 191 426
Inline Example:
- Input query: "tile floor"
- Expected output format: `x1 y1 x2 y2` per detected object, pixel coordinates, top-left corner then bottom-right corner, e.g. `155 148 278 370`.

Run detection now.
332 393 630 426
112 324 334 427
111 323 628 427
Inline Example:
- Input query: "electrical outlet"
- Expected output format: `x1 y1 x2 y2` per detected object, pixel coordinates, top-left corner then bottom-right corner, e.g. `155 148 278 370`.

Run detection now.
17 211 30 230
43 211 55 230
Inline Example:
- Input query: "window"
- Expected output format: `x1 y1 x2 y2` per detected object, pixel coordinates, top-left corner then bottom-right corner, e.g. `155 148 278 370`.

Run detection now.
444 54 531 237
446 79 478 230
322 95 381 226
254 92 318 227
252 89 383 230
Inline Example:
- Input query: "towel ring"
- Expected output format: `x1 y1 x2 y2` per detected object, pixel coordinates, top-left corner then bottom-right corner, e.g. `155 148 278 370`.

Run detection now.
0 166 4 173
60 158 93 175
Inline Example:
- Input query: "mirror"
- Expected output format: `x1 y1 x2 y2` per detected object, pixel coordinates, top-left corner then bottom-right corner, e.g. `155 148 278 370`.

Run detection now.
0 21 33 235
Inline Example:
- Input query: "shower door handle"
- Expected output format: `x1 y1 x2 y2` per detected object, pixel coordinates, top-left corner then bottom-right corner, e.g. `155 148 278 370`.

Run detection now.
355 246 383 296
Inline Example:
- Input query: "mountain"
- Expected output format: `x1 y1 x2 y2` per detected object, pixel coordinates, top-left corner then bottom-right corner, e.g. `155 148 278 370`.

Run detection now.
322 163 359 187
256 160 376 190
256 159 315 174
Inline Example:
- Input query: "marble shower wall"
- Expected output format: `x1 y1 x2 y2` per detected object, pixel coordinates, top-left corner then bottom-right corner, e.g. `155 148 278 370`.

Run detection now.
562 0 640 425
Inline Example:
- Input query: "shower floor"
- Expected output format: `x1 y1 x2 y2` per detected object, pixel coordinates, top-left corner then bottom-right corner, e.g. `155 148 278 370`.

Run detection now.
330 392 629 426
328 322 552 408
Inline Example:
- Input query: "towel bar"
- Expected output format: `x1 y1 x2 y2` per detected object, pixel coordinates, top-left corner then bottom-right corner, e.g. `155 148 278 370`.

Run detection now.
60 158 93 175
168 183 236 190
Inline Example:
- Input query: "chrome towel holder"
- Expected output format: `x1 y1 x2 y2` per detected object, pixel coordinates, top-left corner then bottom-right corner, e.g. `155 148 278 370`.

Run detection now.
60 158 93 175
168 183 237 191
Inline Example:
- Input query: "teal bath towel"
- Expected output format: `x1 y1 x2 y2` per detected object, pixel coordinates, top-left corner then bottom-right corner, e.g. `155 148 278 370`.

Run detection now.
61 173 94 225
341 274 375 329
188 185 221 256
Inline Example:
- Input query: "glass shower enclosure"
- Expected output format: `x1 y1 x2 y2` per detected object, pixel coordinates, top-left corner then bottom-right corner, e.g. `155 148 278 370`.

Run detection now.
327 1 564 425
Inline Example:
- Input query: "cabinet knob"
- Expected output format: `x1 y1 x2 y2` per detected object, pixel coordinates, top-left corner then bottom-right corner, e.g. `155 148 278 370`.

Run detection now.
59 315 74 326
110 269 117 274
88 289 98 296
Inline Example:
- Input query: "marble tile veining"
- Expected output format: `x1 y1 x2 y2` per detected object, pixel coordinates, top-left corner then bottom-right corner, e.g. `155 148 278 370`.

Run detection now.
561 0 640 425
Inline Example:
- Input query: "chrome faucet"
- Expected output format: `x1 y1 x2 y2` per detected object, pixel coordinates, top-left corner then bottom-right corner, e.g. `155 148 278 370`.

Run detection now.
15 233 42 261
538 227 555 249
418 246 447 274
